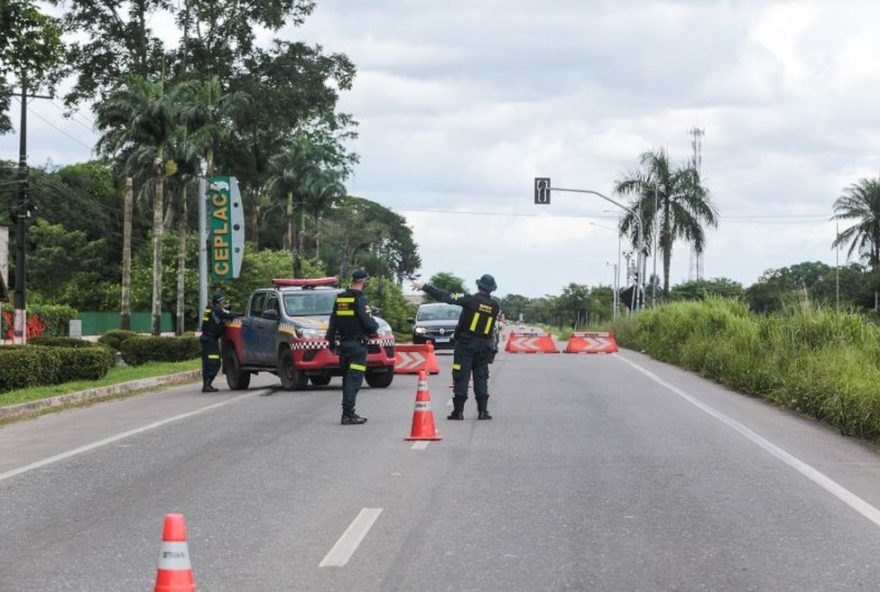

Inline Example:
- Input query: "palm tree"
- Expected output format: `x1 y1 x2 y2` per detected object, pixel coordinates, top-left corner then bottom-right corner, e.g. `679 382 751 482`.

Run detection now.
614 149 717 300
831 178 880 271
95 75 176 335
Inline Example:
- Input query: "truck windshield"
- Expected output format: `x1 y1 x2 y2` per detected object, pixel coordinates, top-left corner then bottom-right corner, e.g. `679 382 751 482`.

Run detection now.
283 291 338 316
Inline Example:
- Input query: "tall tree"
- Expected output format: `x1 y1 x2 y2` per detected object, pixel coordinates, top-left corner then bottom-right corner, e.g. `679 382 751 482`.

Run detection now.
614 149 718 300
831 178 880 271
0 1 62 133
95 76 177 335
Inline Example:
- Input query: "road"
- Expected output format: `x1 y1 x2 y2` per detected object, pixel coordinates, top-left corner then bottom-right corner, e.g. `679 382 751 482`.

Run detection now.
3 344 880 591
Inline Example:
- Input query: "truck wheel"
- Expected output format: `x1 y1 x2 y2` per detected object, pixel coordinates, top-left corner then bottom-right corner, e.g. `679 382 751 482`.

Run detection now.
278 350 308 390
310 375 332 386
224 348 251 390
365 370 394 388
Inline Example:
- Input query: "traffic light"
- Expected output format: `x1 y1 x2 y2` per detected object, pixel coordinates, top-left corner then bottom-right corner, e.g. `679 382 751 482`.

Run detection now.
534 177 550 204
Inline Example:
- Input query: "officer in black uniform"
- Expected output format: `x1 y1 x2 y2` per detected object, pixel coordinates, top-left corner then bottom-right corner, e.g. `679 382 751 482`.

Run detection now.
412 274 500 420
325 270 379 425
199 293 238 392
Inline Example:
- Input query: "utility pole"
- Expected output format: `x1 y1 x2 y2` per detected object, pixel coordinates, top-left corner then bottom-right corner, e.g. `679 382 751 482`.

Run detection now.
121 177 133 330
11 78 53 344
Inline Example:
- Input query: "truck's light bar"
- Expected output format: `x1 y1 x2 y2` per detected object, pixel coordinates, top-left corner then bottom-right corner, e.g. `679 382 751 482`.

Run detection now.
272 277 339 288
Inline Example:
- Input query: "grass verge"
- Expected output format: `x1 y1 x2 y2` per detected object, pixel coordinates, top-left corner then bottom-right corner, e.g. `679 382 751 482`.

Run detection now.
0 359 201 408
610 298 880 443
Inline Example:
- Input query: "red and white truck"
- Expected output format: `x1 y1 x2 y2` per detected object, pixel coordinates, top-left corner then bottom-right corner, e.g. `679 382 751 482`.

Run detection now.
221 278 396 390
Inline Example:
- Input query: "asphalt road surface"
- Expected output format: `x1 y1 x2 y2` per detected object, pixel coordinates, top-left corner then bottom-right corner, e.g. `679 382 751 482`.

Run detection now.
4 344 880 591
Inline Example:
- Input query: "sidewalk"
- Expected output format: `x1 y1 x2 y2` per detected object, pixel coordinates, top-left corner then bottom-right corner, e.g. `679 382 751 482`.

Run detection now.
0 369 202 423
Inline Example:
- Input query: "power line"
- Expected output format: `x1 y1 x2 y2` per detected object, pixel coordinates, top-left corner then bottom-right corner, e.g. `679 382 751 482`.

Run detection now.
48 99 96 132
398 207 831 224
16 98 94 151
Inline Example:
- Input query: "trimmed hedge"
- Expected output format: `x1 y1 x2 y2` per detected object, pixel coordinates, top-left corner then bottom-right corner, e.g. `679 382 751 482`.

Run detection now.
29 336 94 348
119 335 201 366
0 345 115 394
97 329 138 352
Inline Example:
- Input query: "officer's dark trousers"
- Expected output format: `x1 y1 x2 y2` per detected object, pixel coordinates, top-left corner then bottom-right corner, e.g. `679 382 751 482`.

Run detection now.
452 337 491 401
339 339 368 411
200 335 221 386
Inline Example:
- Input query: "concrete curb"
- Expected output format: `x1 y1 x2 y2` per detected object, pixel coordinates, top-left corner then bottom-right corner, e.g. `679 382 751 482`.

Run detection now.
0 369 202 422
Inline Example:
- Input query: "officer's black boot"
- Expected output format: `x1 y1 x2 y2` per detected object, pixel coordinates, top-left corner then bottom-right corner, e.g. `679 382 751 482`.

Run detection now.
477 397 492 420
447 397 465 420
341 409 367 425
202 382 219 393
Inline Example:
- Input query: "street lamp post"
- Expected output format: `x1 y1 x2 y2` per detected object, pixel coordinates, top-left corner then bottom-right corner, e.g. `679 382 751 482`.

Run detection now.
552 187 645 311
606 262 618 319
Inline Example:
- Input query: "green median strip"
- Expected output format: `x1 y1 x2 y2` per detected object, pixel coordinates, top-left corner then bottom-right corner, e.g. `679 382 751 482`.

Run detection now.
0 359 201 409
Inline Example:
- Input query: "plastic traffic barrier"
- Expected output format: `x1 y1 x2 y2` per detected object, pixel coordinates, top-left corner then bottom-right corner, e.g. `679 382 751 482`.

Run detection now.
563 331 619 354
394 343 440 374
504 332 559 353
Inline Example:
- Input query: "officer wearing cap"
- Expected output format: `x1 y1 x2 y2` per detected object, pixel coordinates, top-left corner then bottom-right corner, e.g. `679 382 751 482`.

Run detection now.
325 270 379 425
199 293 238 392
412 274 501 420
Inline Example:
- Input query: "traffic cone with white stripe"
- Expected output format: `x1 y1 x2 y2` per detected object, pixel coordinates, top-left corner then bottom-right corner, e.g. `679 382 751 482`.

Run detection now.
405 370 442 441
154 513 196 592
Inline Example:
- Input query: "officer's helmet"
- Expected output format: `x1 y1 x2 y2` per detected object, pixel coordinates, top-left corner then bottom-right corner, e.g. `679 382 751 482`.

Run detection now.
476 274 497 292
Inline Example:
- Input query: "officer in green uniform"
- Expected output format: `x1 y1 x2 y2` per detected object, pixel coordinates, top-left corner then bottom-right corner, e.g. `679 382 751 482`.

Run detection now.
412 274 500 420
199 293 238 392
325 270 379 425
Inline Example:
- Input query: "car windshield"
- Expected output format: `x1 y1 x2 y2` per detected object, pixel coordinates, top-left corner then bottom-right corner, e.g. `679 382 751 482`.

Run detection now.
283 290 338 316
417 304 462 321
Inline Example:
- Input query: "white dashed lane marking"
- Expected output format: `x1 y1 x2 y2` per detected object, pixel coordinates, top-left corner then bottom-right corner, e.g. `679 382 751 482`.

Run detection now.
319 508 383 567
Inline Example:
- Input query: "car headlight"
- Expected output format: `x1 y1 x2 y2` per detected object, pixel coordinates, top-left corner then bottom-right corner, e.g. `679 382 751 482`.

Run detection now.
414 327 427 334
376 322 394 339
297 327 325 339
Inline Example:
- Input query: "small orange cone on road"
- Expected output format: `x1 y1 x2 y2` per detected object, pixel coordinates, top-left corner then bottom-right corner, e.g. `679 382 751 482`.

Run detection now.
405 370 442 441
154 513 196 592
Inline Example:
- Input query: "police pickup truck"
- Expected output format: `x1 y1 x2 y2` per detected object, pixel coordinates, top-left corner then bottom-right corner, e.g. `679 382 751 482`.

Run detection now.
220 277 396 390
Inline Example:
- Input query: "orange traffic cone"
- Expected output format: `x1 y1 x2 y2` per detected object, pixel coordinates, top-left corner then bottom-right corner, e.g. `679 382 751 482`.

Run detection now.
405 370 442 441
154 513 196 592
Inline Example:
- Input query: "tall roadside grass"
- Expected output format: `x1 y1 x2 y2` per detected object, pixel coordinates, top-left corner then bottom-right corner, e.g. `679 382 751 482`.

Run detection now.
611 298 880 442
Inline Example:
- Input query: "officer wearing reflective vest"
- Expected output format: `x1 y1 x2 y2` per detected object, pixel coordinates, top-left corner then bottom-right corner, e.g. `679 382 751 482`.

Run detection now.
412 274 500 420
199 293 238 392
325 270 379 425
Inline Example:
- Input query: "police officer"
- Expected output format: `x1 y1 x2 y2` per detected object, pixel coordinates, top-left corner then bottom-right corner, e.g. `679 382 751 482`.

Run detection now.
325 270 379 425
199 293 238 392
412 274 500 420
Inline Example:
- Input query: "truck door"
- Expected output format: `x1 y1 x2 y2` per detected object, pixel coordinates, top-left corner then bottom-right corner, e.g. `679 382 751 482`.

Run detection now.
240 292 267 365
259 293 281 364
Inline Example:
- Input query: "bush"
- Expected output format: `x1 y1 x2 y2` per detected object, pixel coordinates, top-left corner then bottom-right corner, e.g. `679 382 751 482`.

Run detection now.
0 345 115 394
119 335 201 366
1 304 78 339
98 329 138 351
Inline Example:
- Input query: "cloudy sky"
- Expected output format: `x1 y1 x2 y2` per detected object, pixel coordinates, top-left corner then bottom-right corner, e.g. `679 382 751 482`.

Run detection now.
3 0 880 298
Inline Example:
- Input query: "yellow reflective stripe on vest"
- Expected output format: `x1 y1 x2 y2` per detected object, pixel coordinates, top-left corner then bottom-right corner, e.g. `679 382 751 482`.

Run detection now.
350 363 366 372
336 297 356 303
336 310 355 316
483 317 494 335
469 312 480 331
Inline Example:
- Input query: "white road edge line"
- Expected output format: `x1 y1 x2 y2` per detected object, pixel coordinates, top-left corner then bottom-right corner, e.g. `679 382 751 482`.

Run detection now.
411 441 430 450
319 508 383 567
615 355 880 529
0 392 255 483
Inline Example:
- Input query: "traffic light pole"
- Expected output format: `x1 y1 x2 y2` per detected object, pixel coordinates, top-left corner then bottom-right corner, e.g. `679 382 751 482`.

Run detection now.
538 184 645 312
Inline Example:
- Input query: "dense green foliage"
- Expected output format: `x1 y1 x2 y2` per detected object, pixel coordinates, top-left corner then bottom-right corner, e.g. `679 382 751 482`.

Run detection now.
119 335 201 365
0 345 115 394
612 298 880 442
97 330 139 351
